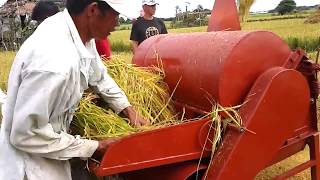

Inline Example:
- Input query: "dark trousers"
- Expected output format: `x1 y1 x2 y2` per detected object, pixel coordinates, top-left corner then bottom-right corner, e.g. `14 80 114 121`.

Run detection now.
70 158 99 180
70 158 123 180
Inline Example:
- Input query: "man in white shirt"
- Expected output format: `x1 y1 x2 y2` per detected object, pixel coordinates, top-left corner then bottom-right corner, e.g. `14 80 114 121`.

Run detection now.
0 0 148 179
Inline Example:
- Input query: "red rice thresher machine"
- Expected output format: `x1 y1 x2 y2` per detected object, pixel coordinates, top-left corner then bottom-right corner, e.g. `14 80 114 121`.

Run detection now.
92 0 320 179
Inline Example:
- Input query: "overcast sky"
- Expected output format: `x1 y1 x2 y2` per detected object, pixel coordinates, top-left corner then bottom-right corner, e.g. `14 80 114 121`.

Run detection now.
124 0 320 18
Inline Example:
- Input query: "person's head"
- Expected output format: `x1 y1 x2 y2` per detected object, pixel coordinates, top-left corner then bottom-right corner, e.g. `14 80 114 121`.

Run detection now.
31 1 59 23
142 0 158 17
66 0 126 41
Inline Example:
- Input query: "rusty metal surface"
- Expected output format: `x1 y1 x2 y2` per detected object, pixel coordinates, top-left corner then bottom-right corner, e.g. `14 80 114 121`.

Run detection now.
207 0 241 31
205 67 310 179
92 119 212 176
133 31 291 112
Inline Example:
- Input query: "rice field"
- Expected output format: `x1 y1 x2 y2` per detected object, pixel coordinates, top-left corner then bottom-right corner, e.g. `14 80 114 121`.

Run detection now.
0 51 14 91
110 17 320 53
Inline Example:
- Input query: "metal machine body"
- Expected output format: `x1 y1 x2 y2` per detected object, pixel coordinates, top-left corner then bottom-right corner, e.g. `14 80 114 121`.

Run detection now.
91 0 320 179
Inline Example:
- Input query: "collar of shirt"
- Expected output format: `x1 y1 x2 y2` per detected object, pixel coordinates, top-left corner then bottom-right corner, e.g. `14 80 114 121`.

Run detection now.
63 9 95 60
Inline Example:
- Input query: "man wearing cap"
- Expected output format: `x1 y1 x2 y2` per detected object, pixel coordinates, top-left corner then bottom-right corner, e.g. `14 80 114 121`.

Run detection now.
130 0 167 54
0 0 148 179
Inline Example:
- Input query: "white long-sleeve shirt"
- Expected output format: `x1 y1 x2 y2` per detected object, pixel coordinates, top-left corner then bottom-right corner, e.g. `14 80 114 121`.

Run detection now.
0 9 131 180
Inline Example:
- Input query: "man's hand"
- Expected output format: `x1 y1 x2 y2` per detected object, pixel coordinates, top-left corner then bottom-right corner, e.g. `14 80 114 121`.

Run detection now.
92 138 120 160
122 106 150 127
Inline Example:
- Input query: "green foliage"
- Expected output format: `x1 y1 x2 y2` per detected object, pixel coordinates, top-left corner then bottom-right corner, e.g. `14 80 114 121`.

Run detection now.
110 40 131 52
275 0 297 15
171 12 208 28
0 17 36 51
118 17 132 25
247 14 308 22
286 36 320 52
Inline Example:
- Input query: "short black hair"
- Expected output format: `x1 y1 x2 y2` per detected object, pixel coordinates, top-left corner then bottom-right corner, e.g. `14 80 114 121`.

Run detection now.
66 0 112 16
31 1 59 22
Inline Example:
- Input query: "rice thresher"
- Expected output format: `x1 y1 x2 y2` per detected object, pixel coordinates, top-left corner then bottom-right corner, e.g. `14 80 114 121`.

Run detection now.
91 0 320 179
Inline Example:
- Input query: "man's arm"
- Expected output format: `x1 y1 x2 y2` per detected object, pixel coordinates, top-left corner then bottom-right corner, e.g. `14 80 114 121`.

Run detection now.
89 54 149 127
10 71 99 160
131 40 139 55
160 19 168 34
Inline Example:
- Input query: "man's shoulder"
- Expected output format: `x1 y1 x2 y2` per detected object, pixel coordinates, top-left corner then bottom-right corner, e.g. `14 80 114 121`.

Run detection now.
154 17 164 23
133 17 145 24
17 32 79 77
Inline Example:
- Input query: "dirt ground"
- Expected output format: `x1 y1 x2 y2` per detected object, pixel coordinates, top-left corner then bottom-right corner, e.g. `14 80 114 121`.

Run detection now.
256 146 311 179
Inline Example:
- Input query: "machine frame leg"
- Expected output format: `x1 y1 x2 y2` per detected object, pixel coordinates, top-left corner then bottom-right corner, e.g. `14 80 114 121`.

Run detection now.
274 133 320 180
310 133 320 180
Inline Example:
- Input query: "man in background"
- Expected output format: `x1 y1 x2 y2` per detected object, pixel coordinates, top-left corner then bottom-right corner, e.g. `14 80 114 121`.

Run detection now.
31 1 59 24
130 0 167 54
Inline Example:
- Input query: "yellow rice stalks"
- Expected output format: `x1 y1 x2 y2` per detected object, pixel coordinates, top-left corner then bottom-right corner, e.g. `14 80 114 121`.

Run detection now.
200 103 243 179
72 56 179 140
103 56 177 124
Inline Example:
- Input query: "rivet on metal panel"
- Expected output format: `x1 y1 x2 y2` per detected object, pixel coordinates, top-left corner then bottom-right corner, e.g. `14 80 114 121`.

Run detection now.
310 98 315 104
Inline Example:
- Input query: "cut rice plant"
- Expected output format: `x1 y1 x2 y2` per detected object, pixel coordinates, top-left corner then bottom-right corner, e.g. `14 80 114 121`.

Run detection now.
200 103 243 179
103 56 177 125
72 56 179 140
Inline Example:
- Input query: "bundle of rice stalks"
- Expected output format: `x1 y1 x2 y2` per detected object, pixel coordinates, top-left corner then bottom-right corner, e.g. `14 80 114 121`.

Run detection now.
103 56 177 124
305 9 320 24
73 94 136 139
72 56 179 140
198 103 244 179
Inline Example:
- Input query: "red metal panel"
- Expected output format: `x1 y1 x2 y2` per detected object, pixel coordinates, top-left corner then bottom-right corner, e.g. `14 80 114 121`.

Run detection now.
133 31 291 111
205 68 310 179
310 133 320 179
207 0 241 31
92 119 212 176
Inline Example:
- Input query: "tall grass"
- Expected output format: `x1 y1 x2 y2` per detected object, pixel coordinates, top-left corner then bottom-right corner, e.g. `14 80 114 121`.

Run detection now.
0 51 15 91
287 37 320 52
111 40 132 52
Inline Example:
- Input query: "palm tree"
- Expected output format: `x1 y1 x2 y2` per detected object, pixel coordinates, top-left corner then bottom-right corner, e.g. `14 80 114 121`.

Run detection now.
175 5 180 21
238 0 255 22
